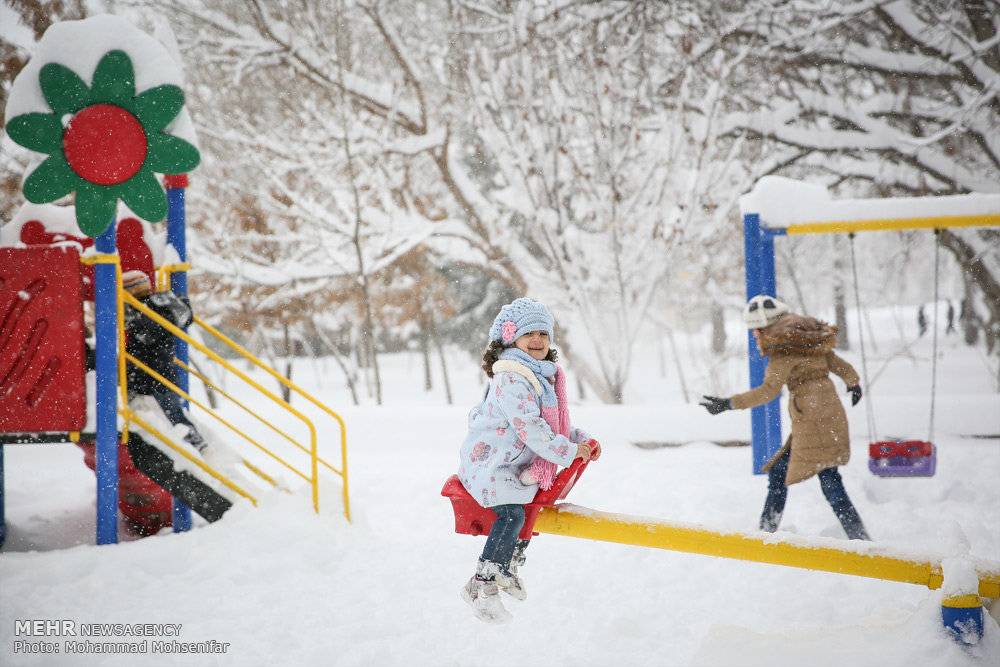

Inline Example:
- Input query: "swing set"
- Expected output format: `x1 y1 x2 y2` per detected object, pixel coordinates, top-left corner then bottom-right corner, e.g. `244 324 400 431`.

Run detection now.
741 178 1000 478
849 230 938 477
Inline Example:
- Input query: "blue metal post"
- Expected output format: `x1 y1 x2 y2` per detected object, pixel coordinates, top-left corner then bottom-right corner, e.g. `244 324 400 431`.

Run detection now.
759 230 783 465
166 175 192 532
942 594 984 645
743 213 783 473
95 222 119 545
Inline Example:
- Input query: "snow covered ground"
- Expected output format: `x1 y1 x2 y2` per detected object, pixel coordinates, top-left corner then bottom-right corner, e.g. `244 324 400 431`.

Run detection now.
2 310 999 666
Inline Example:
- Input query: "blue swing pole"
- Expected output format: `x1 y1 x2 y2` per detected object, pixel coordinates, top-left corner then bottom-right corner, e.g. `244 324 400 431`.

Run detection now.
166 174 192 532
742 213 783 473
94 221 119 545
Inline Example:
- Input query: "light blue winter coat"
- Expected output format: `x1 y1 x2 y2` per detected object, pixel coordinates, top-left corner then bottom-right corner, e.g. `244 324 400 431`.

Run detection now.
458 362 590 507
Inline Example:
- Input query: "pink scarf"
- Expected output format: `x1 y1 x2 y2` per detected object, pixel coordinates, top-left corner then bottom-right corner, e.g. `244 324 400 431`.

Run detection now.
529 366 571 490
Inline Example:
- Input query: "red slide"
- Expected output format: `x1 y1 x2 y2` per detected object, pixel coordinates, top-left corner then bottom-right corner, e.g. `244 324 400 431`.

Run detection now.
77 439 174 536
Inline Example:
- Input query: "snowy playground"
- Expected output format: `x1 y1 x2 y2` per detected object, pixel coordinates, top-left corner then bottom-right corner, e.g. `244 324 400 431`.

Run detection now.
2 6 1000 667
2 304 999 666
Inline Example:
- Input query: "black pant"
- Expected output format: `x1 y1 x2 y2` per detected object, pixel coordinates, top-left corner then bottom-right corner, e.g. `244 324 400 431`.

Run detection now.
761 447 869 540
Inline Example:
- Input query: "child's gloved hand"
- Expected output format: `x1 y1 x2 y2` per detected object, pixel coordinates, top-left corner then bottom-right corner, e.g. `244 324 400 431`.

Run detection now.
699 395 732 415
575 441 593 461
847 385 862 406
585 438 602 461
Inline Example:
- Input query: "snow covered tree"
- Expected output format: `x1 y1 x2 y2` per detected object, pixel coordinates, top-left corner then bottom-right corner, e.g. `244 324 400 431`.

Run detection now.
712 0 1000 347
139 0 728 402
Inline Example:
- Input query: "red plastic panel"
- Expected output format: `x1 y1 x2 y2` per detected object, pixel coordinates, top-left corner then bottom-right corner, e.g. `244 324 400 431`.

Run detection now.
869 440 934 458
19 217 154 301
0 247 86 432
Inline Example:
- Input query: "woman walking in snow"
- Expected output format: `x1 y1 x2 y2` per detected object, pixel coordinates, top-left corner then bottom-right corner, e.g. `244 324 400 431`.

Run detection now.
700 295 870 541
458 297 601 623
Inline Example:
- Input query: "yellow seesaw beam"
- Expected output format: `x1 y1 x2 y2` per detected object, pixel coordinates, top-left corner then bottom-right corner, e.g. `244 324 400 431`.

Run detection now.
533 505 1000 599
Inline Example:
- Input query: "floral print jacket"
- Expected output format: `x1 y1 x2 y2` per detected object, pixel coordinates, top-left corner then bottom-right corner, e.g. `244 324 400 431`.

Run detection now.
458 369 589 507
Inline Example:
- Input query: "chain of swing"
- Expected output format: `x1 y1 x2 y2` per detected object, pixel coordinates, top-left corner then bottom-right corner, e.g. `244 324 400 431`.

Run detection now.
847 229 941 444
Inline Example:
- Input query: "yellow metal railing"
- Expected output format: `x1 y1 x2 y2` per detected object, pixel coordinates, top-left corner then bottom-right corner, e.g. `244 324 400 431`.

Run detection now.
155 262 192 292
782 213 1000 235
79 253 349 520
176 358 345 478
123 407 258 505
125 353 305 484
121 291 328 514
192 316 350 522
534 505 1000 598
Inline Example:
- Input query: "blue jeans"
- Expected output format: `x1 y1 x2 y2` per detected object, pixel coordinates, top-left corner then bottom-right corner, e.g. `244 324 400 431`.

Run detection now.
152 391 192 428
761 447 869 540
481 504 525 570
146 392 205 451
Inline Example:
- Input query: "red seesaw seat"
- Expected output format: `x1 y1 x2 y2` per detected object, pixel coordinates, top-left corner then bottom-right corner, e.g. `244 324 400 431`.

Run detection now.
442 457 589 541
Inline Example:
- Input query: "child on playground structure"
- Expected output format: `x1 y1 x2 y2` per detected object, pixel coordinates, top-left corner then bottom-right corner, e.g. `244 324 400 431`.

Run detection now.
700 295 870 541
457 297 601 623
121 270 238 523
122 270 207 453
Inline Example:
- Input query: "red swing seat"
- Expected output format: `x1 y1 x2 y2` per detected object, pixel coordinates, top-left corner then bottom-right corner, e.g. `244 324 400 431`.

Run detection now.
442 458 589 541
868 439 936 477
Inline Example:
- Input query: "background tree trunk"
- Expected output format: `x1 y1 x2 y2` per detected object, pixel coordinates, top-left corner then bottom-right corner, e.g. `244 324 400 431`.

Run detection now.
711 305 727 354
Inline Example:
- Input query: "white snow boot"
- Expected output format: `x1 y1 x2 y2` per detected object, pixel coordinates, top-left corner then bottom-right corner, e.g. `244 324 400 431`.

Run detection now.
496 568 527 601
461 561 512 624
497 539 528 600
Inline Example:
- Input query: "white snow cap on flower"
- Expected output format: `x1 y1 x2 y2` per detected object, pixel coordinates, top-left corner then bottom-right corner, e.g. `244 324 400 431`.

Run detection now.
6 14 198 149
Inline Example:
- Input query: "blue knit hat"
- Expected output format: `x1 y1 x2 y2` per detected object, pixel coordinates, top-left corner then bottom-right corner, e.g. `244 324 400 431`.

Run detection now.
489 297 555 345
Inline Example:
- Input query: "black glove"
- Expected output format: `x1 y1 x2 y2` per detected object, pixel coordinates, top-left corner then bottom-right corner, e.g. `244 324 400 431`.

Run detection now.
848 385 862 406
699 395 732 415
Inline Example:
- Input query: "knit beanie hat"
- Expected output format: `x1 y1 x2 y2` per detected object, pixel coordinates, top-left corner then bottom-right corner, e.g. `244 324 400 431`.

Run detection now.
489 297 555 345
122 270 152 296
744 294 789 329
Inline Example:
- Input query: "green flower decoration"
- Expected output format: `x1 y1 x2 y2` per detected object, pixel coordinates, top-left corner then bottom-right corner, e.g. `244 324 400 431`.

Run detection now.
6 50 200 237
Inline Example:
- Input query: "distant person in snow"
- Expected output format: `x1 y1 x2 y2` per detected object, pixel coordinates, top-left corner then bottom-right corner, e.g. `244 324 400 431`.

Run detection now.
917 305 928 337
700 295 870 541
122 270 207 453
456 297 601 623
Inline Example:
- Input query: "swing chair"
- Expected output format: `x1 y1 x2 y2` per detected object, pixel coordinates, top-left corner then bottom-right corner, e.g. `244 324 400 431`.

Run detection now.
848 231 939 477
442 458 590 539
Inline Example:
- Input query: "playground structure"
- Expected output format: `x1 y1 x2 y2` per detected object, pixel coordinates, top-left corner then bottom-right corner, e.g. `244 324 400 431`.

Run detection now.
445 179 1000 644
0 187 351 544
0 15 350 547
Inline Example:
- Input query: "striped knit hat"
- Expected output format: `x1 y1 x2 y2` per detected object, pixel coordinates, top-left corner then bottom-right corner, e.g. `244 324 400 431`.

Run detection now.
122 270 152 296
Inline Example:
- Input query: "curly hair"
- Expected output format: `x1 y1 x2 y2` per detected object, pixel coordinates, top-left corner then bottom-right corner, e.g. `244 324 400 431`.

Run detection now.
481 340 558 377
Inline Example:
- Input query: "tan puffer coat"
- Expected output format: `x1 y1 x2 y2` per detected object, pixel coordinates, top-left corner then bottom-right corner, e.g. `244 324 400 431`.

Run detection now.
730 314 860 485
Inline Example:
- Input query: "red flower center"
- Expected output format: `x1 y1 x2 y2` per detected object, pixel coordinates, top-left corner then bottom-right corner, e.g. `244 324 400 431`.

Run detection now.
63 104 148 186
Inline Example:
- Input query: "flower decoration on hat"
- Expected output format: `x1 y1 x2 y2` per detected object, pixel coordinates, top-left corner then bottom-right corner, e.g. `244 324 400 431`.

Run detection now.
501 320 518 343
6 50 200 238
